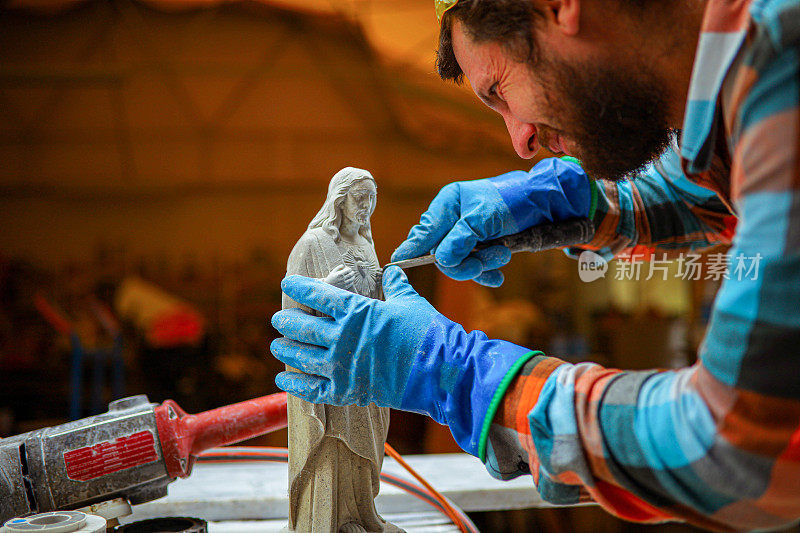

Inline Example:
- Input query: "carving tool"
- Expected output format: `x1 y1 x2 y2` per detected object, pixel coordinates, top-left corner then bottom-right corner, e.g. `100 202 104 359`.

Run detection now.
384 217 596 270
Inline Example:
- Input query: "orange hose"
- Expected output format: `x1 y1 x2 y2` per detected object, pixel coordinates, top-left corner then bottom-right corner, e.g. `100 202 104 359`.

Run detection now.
383 442 468 533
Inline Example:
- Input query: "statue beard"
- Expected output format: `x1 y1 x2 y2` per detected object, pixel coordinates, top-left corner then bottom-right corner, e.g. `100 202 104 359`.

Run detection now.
355 211 370 225
538 56 675 182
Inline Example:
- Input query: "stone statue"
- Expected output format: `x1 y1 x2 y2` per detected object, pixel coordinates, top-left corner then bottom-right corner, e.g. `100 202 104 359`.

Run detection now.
282 167 401 533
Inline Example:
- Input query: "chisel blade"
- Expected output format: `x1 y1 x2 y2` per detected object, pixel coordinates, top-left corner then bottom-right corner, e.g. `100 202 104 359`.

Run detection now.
383 254 437 270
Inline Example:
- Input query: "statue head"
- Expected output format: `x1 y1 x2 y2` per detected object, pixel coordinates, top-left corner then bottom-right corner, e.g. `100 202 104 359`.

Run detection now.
308 167 377 243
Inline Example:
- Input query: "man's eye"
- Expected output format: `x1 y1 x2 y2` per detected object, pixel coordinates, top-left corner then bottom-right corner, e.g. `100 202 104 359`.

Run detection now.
488 83 499 98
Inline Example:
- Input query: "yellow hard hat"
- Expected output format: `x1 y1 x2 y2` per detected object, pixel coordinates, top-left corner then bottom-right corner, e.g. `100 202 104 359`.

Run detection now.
435 0 460 21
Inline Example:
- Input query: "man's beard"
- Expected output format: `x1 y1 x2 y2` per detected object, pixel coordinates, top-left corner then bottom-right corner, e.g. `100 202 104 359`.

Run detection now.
539 57 674 182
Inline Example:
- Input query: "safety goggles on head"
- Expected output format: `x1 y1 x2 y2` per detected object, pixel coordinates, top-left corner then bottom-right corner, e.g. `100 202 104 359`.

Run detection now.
435 0 460 21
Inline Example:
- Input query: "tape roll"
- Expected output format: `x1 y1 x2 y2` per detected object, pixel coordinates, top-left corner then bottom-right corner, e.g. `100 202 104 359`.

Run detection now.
2 512 106 533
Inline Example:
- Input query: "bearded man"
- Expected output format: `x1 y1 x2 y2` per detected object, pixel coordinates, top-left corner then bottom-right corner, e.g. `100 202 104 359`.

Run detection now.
271 0 800 529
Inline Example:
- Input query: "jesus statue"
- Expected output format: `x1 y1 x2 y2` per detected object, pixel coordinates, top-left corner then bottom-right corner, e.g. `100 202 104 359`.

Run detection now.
282 167 402 533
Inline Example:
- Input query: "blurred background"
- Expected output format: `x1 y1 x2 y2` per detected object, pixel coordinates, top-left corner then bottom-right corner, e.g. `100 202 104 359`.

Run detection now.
0 1 729 531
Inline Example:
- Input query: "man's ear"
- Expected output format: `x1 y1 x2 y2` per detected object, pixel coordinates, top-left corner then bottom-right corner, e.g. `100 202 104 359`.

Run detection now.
541 0 580 36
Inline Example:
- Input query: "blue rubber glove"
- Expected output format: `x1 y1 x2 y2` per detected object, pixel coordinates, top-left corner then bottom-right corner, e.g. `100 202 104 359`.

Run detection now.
391 157 592 287
271 267 540 459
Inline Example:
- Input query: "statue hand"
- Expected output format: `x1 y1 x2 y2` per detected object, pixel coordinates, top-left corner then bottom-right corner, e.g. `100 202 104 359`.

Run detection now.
324 264 358 290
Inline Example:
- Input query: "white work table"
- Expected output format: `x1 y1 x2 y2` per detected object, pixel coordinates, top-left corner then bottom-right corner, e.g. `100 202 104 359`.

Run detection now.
123 451 569 532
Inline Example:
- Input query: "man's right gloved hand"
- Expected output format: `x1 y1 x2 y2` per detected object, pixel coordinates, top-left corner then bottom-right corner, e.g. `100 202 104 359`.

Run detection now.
391 157 592 286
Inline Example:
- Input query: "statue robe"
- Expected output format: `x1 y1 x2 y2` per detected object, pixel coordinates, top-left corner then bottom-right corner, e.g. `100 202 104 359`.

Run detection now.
283 226 397 533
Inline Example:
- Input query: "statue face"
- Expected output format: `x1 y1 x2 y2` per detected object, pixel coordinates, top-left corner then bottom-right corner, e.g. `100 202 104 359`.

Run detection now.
342 179 377 226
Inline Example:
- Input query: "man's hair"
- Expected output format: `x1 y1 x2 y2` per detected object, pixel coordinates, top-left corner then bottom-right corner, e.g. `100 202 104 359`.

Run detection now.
436 0 667 83
436 0 543 83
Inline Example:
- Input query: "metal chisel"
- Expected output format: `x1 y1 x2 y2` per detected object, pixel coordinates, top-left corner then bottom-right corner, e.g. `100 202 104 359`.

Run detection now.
384 217 596 270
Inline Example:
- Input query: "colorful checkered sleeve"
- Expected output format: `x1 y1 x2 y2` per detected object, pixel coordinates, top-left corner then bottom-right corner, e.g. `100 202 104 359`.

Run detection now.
483 1 800 530
568 144 735 261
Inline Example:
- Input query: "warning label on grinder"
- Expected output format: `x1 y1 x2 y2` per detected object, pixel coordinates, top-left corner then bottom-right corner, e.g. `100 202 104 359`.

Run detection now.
64 430 158 481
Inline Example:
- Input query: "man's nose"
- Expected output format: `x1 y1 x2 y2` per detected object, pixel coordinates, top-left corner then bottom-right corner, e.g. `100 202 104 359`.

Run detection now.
503 113 537 159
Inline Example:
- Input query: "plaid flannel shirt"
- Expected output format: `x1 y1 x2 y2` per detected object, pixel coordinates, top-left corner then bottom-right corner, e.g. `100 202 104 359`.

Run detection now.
485 0 800 530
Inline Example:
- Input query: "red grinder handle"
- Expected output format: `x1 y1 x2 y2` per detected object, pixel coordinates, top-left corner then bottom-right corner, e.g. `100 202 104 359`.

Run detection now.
155 392 288 478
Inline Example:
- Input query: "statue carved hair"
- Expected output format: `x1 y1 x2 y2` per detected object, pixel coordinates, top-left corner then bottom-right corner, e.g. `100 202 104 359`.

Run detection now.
308 167 377 243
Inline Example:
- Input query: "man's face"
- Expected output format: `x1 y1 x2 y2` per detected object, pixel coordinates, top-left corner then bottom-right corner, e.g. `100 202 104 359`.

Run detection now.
343 179 377 226
451 21 673 181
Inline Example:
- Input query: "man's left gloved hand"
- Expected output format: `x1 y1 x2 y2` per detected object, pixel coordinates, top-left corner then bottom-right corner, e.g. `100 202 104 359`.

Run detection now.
271 266 540 458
